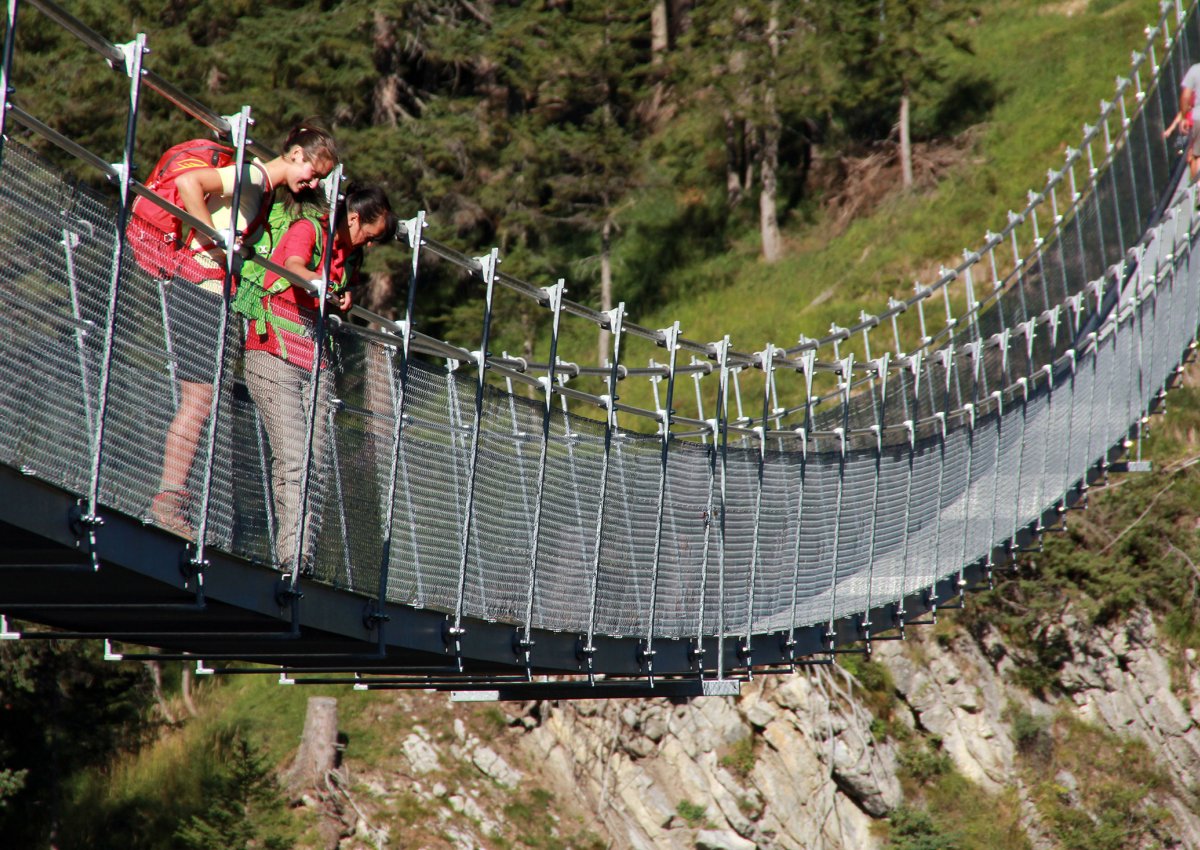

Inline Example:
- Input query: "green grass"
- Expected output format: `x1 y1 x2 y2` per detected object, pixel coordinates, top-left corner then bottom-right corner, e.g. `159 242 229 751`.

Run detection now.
1026 715 1171 850
882 754 1032 850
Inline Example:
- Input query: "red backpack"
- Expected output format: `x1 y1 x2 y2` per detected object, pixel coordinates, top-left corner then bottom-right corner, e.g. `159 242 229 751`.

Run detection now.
127 139 270 282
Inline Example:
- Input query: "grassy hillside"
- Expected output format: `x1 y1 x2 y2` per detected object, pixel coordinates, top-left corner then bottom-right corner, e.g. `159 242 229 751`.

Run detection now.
549 0 1163 416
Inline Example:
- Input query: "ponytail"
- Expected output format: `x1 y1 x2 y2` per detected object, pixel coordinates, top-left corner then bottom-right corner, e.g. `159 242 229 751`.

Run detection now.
282 121 339 169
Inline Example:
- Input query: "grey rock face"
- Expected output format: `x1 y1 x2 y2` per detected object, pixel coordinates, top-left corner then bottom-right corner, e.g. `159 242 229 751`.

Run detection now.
514 604 1200 849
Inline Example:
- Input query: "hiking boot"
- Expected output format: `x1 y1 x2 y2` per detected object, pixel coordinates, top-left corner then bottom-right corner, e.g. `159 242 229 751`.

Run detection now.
149 489 194 538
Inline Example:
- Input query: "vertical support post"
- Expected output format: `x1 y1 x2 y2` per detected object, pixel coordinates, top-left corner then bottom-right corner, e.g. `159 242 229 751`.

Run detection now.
581 304 626 680
1035 311 1061 531
1026 194 1053 314
1084 135 1112 275
518 280 566 668
192 105 254 573
690 357 708 445
825 352 854 648
895 352 922 630
372 212 427 639
925 346 953 612
1120 90 1145 231
985 330 1012 580
914 283 932 348
985 239 1009 332
287 162 346 586
642 322 681 680
783 348 814 660
1079 290 1102 496
0 0 20 168
1007 211 1030 320
82 33 147 558
1011 320 1037 546
713 336 732 679
961 255 982 345
740 342 775 671
448 248 500 661
692 357 717 671
860 322 886 644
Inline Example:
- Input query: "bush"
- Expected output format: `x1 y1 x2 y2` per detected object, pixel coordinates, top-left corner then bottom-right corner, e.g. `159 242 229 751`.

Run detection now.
720 736 757 779
1008 709 1052 763
676 800 708 828
885 806 962 850
899 740 952 785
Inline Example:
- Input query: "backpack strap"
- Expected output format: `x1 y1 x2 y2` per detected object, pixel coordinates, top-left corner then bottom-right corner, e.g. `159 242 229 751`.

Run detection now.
242 160 274 243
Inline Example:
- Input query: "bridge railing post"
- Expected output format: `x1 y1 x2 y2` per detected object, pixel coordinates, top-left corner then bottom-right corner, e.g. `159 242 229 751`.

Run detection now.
192 104 253 575
372 211 426 631
739 341 773 671
0 0 21 168
860 322 885 644
896 352 920 625
518 279 565 669
825 348 853 648
448 247 500 664
713 336 732 679
83 32 146 556
582 303 626 681
925 346 953 610
285 163 345 586
690 354 715 671
642 321 680 680
784 347 814 661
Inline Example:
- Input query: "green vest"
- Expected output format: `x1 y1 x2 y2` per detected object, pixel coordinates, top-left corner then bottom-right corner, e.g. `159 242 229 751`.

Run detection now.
233 206 359 361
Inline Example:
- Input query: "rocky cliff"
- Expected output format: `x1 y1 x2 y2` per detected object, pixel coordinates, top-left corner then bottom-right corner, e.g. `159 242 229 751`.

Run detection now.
335 602 1200 850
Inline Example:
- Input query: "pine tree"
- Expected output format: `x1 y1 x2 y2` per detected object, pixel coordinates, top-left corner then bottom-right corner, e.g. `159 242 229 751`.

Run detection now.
174 730 291 850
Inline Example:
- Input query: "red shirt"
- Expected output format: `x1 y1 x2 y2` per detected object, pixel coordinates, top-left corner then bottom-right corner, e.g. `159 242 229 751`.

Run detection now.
244 218 355 368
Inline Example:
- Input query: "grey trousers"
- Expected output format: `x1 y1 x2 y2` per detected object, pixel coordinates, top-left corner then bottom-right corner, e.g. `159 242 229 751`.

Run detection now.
243 349 332 571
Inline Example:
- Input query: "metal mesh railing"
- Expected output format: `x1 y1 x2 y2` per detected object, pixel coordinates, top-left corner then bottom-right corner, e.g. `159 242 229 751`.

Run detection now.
0 0 1199 672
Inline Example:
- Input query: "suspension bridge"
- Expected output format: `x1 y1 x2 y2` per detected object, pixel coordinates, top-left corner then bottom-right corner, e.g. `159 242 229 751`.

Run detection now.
0 0 1195 700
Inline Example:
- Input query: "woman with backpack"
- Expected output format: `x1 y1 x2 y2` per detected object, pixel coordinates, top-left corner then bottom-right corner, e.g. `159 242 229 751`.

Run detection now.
242 184 393 574
145 123 340 537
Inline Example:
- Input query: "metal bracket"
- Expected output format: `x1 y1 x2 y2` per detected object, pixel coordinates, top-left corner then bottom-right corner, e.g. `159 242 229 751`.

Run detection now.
363 603 390 631
114 39 146 78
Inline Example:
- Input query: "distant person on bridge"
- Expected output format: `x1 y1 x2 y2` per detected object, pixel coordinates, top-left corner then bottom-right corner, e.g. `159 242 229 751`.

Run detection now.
145 124 340 537
1166 63 1200 182
242 184 394 575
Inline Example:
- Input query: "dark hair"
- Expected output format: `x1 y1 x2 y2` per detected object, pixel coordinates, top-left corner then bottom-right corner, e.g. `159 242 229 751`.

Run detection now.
279 185 327 219
340 184 395 242
282 121 338 168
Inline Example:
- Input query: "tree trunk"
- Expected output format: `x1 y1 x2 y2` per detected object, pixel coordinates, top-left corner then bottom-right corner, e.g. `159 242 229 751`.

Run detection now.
598 217 614 367
724 111 744 206
899 90 913 190
286 696 340 796
143 661 176 724
759 130 781 263
180 663 199 718
651 1 669 58
759 1 783 263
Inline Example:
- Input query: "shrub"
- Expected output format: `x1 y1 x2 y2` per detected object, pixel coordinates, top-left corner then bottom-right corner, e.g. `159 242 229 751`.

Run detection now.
720 736 756 778
676 800 708 828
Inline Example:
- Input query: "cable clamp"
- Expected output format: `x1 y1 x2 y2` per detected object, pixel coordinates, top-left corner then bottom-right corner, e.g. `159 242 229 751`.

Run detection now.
114 39 147 78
